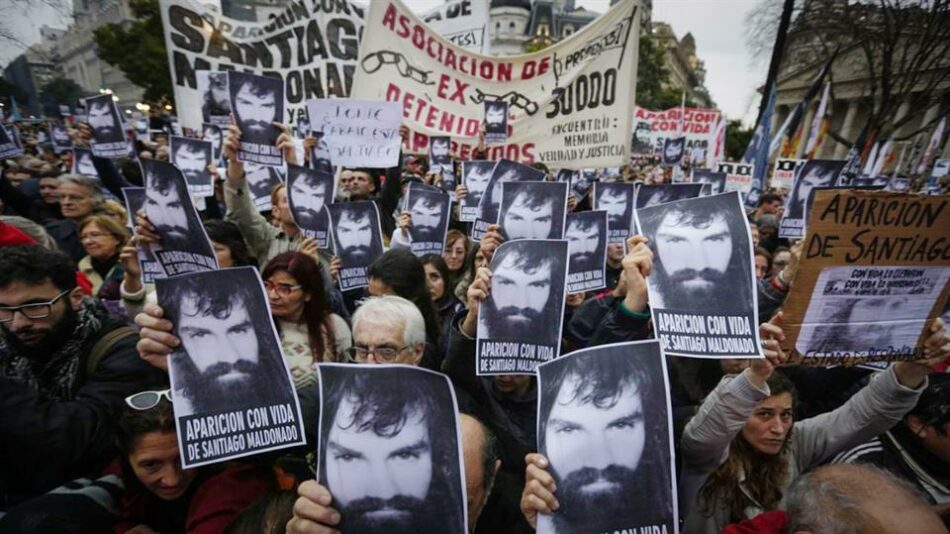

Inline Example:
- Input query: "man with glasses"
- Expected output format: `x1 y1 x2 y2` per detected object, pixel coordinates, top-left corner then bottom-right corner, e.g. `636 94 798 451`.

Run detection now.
346 295 427 366
0 246 164 507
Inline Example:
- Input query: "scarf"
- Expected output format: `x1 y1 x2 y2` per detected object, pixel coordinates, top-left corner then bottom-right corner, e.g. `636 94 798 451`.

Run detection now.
0 301 106 401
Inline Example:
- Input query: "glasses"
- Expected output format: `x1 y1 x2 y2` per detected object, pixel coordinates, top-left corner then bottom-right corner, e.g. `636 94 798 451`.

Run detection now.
0 289 71 323
345 345 412 363
80 231 111 241
264 281 302 297
125 389 173 410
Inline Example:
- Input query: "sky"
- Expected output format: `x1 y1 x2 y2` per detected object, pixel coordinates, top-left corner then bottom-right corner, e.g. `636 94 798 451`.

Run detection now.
2 0 767 125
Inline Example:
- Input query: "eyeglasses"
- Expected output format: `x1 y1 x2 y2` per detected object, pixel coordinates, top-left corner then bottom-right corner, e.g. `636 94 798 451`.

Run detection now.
80 231 111 241
344 345 412 363
0 289 72 323
264 281 302 297
125 389 173 410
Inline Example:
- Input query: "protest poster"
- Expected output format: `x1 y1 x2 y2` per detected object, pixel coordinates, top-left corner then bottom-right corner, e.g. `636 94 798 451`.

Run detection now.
888 176 911 192
472 159 545 239
202 123 223 161
328 201 384 291
0 125 23 160
635 183 704 208
84 94 128 158
403 182 452 256
635 192 763 358
245 163 285 211
661 136 686 166
133 116 150 143
565 210 608 293
316 364 467 534
71 148 99 178
771 158 804 190
351 0 640 169
691 168 726 196
499 181 567 240
631 105 721 168
156 267 305 468
228 72 285 166
287 164 333 249
307 99 402 168
851 175 892 188
159 0 364 130
169 136 214 197
932 158 950 180
536 340 677 534
780 189 950 366
570 168 597 201
717 161 755 194
142 159 219 275
592 182 635 244
421 0 490 54
121 187 163 284
438 160 459 193
779 159 847 240
196 71 231 127
476 239 568 375
309 132 334 174
429 135 453 173
484 101 508 145
460 160 495 222
49 123 72 153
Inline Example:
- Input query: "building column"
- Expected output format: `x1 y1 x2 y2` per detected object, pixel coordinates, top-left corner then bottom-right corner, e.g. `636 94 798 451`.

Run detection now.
833 99 859 159
794 102 817 159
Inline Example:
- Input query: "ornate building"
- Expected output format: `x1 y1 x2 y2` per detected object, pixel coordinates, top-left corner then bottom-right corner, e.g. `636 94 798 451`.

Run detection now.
650 22 713 108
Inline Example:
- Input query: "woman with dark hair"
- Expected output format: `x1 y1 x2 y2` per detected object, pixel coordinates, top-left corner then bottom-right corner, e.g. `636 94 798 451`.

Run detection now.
420 254 464 339
203 219 256 268
443 229 470 288
452 241 488 304
262 251 351 389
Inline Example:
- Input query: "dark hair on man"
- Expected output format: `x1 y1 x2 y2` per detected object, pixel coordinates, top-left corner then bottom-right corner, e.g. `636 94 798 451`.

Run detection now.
506 185 557 211
566 213 603 233
0 245 77 293
368 249 441 346
145 161 187 199
908 373 949 430
409 190 447 212
492 240 557 277
757 193 782 207
351 167 380 193
203 220 256 267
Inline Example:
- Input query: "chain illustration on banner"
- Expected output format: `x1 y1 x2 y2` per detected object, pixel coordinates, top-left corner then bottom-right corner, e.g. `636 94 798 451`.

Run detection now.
361 51 436 86
469 88 540 116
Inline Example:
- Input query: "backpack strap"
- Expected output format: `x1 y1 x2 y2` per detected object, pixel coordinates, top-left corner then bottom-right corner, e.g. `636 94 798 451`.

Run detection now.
86 326 138 377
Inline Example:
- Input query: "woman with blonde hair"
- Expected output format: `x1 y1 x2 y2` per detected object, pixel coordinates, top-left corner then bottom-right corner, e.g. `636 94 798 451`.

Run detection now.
78 214 130 301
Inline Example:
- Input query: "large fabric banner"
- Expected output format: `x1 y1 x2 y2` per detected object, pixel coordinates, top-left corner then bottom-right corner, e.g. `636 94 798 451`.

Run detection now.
420 0 490 54
159 0 364 130
352 0 641 169
631 106 721 168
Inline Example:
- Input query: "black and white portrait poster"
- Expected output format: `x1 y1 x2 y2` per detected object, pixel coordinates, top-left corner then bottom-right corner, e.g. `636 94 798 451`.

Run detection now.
499 181 568 240
328 201 384 291
429 136 452 173
477 240 568 375
438 161 458 194
403 183 452 257
635 183 704 209
635 192 763 358
287 164 333 249
85 94 128 158
570 169 597 202
245 163 285 212
536 340 677 534
316 364 467 534
197 70 231 127
228 71 284 166
662 136 686 167
592 182 636 245
143 159 219 275
169 136 214 197
309 132 334 175
202 123 224 161
565 210 608 294
484 100 508 145
459 160 496 222
72 148 99 179
156 267 305 468
121 187 163 284
295 109 311 139
779 159 848 239
49 123 72 153
0 124 23 160
691 169 727 196
472 159 545 240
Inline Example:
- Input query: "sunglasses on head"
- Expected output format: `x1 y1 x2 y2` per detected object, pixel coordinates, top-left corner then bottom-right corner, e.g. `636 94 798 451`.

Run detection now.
125 389 173 410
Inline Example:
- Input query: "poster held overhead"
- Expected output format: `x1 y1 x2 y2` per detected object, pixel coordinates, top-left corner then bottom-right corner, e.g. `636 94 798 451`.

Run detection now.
691 169 727 196
307 99 402 168
245 163 285 212
202 123 224 161
592 182 636 245
498 181 568 240
169 136 214 197
717 162 755 194
565 210 608 293
635 183 704 208
778 159 847 239
484 101 508 145
228 71 285 167
0 125 23 160
85 94 128 159
197 71 231 128
49 123 73 153
460 160 496 222
661 136 686 166
327 201 385 291
402 183 452 257
770 158 805 191
429 136 453 172
287 164 334 250
472 159 545 240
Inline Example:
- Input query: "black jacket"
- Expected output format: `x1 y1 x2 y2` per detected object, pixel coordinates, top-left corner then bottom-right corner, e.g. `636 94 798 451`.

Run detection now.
565 295 652 349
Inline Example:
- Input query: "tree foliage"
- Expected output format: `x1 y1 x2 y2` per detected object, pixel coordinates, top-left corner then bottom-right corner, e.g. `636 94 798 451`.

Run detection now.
724 119 755 161
39 77 86 114
93 0 171 102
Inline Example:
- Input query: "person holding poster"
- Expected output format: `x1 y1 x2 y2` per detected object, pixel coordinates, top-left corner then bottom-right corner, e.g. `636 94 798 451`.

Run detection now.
459 160 495 222
525 340 676 534
316 364 467 534
50 124 72 153
156 267 305 468
779 159 846 239
202 123 223 161
499 181 567 240
197 71 231 127
228 71 284 166
328 201 384 291
484 101 508 145
86 94 128 158
287 164 333 248
476 240 568 375
429 136 452 172
593 182 635 244
72 148 99 178
245 163 284 211
170 136 213 197
635 183 704 208
635 192 762 358
473 159 545 239
393 183 452 257
565 210 608 293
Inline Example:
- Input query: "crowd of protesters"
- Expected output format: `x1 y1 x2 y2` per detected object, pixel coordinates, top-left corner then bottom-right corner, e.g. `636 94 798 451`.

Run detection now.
0 114 947 534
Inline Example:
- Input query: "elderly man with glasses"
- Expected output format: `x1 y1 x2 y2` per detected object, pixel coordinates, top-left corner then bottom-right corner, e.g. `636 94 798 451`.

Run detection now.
0 246 165 508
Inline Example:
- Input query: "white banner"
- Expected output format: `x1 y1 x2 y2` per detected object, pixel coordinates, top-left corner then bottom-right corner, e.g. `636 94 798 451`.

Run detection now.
159 0 364 130
351 0 641 169
420 0 490 54
631 105 721 168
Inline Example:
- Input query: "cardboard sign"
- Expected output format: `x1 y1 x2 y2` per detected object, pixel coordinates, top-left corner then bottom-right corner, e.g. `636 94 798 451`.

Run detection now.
717 161 754 194
307 99 403 168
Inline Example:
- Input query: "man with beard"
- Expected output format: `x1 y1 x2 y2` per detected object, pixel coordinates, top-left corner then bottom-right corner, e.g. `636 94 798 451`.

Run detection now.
87 97 122 142
309 133 333 174
50 125 71 150
484 101 506 141
171 138 212 188
288 166 331 229
73 149 98 178
333 203 381 267
461 161 493 215
145 162 196 253
200 71 230 123
662 137 685 166
787 161 839 220
500 186 560 240
245 163 282 206
640 193 752 312
594 183 633 243
564 212 605 279
231 75 278 146
392 190 448 253
0 246 163 506
202 123 223 160
429 136 451 171
522 346 673 533
318 369 465 534
162 276 292 417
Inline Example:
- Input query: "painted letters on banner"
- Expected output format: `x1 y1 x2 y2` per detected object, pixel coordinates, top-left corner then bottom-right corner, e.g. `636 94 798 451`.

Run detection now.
352 0 641 169
420 0 490 54
630 106 721 168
